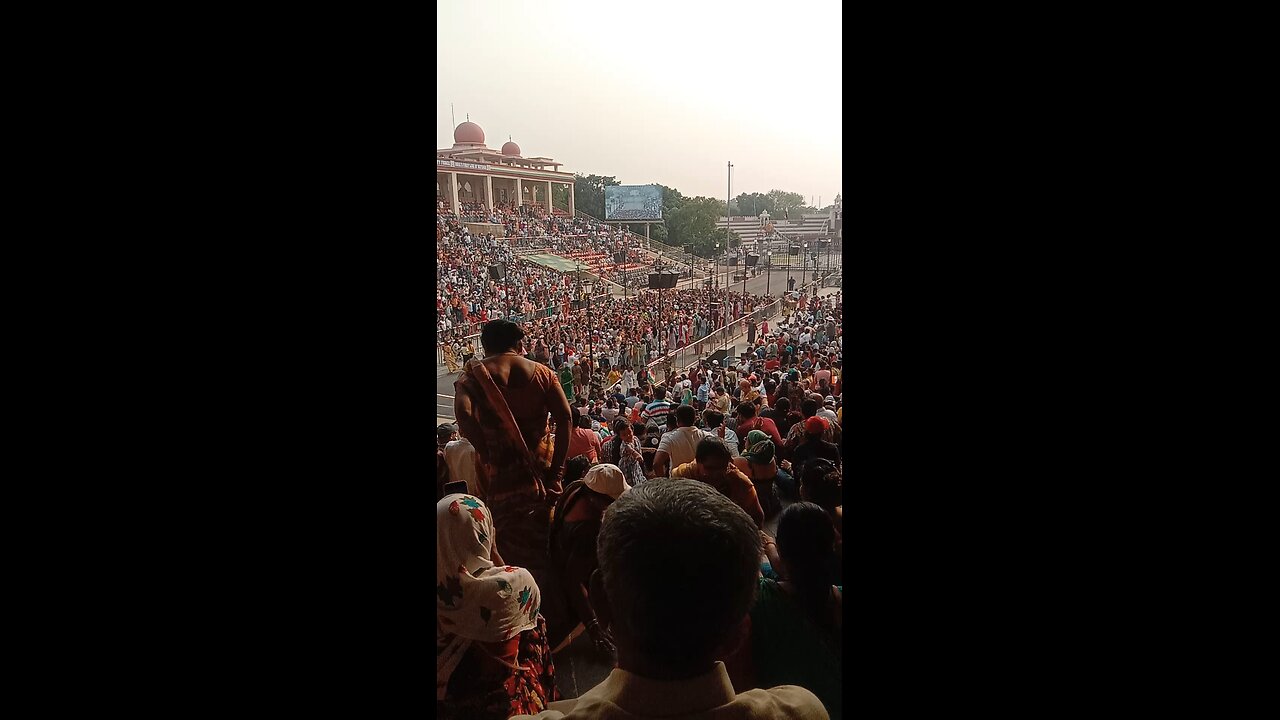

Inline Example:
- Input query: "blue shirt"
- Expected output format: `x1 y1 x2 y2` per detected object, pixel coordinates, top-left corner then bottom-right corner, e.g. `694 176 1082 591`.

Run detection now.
696 383 710 403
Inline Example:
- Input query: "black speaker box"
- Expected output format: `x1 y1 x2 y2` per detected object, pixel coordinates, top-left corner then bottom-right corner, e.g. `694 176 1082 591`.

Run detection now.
487 264 505 280
789 245 800 256
706 348 729 365
728 257 739 266
745 255 758 266
648 273 678 289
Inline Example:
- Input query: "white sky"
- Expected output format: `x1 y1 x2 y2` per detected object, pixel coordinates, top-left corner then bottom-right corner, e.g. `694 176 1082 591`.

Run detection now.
437 0 841 206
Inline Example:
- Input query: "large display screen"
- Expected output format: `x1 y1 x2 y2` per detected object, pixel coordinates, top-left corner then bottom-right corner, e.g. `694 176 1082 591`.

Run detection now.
605 184 663 221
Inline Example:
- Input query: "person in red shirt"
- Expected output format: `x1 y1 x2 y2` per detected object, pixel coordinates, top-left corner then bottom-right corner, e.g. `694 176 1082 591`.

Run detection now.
566 410 602 463
734 401 784 450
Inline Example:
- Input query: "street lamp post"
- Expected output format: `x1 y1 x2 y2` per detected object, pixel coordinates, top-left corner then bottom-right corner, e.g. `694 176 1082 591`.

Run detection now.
766 250 772 296
802 242 808 292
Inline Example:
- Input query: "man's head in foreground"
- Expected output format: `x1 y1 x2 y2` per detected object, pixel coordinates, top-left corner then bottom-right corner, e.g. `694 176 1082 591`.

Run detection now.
592 478 761 679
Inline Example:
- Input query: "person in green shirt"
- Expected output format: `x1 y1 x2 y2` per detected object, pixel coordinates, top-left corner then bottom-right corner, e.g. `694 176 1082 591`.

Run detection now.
559 363 575 402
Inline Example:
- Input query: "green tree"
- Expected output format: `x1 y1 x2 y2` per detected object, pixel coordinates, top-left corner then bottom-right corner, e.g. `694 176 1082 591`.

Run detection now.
668 196 736 258
735 192 773 217
573 173 620 218
767 189 806 216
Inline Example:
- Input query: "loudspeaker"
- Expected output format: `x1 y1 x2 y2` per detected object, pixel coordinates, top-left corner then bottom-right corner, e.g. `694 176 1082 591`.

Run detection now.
706 348 729 365
613 252 626 263
487 264 505 280
789 245 799 256
728 257 739 266
745 255 758 267
648 273 678 289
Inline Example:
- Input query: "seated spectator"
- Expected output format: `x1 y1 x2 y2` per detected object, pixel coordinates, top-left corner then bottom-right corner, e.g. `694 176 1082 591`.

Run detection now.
437 493 559 719
599 418 647 488
732 431 789 521
752 503 842 719
735 402 784 451
799 464 842 585
783 399 841 460
701 408 740 458
653 404 706 477
566 409 602 463
510 480 828 719
790 418 841 483
548 464 631 657
670 438 765 528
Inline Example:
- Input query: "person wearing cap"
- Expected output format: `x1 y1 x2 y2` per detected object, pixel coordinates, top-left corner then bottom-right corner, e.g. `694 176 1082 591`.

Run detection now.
789 416 840 484
441 424 480 501
817 397 839 424
437 423 458 501
548 463 631 657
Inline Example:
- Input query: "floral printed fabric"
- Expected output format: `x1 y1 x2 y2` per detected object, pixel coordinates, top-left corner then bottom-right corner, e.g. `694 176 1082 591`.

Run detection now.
437 493 541 700
436 615 560 720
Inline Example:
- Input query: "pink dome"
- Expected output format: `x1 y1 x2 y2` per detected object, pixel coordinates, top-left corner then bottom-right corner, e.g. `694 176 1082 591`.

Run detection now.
454 121 484 144
502 140 521 156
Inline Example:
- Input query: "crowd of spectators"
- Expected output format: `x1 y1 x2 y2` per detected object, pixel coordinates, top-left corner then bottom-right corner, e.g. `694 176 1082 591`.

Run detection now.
437 291 843 717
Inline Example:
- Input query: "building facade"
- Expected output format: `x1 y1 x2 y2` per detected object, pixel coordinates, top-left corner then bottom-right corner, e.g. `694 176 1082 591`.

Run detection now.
436 120 575 215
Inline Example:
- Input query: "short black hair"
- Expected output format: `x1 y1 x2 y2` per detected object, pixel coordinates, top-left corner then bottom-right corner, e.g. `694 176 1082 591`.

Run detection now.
801 398 819 418
695 436 732 463
801 466 842 509
703 409 725 427
565 455 593 485
675 404 696 426
597 479 760 666
577 414 593 429
653 387 666 400
737 402 757 418
774 397 791 414
480 319 524 354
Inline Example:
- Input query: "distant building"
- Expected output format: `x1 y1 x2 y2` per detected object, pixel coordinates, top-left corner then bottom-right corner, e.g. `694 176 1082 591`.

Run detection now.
437 120 576 215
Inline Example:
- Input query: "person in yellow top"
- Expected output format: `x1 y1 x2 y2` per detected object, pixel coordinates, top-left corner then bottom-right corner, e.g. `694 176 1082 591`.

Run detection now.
442 342 459 374
606 367 621 392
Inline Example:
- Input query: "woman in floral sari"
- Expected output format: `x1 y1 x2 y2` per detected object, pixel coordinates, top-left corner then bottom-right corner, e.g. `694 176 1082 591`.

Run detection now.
436 493 559 719
454 320 574 645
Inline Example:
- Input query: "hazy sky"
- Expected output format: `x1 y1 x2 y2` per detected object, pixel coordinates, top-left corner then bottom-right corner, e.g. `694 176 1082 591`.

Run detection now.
437 0 841 206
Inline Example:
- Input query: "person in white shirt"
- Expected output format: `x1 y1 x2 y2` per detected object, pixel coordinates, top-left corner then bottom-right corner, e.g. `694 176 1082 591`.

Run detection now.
653 404 710 476
702 409 740 457
443 435 479 498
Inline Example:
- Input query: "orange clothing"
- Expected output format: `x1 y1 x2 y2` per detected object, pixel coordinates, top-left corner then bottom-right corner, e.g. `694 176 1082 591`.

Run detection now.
670 461 764 528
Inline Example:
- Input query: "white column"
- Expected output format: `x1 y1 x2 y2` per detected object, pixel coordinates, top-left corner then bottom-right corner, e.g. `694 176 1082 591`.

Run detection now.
450 172 460 215
485 175 494 212
546 181 553 214
569 183 575 216
516 178 523 208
